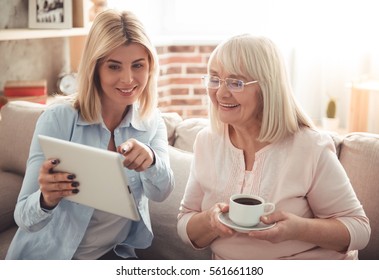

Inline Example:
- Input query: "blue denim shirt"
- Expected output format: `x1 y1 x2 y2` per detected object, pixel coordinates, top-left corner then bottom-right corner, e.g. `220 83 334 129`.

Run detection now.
6 103 174 259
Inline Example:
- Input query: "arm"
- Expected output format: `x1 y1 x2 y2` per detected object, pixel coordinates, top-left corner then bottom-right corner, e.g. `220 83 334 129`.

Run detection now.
185 203 233 248
14 105 78 231
249 133 370 252
120 110 174 202
250 211 351 252
177 129 234 248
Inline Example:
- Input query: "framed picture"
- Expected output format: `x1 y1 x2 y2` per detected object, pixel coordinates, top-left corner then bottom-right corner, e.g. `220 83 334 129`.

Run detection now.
28 0 73 29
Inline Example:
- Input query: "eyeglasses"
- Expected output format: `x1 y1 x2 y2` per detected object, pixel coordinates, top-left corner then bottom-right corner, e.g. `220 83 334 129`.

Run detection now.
201 75 258 93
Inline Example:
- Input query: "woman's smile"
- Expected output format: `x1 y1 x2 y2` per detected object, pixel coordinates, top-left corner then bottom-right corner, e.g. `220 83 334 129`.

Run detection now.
116 85 138 96
219 102 240 109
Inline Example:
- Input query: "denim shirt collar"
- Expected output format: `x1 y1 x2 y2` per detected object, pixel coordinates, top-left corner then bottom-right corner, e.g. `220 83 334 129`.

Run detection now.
76 104 148 132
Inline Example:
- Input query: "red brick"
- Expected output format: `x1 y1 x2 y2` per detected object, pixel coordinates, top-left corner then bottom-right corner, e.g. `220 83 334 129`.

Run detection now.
199 45 217 53
194 88 207 95
167 45 196 53
166 66 182 75
186 66 207 74
171 98 203 106
166 55 203 64
170 88 189 95
170 77 202 85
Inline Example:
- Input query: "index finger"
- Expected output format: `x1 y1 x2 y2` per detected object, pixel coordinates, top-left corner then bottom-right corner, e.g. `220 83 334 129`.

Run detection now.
119 141 133 154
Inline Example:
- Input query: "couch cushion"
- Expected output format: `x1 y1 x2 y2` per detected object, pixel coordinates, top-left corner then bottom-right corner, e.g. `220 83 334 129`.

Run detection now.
136 146 211 259
0 101 45 174
338 133 379 260
0 171 23 232
0 101 45 234
174 118 209 152
0 225 18 260
161 112 183 146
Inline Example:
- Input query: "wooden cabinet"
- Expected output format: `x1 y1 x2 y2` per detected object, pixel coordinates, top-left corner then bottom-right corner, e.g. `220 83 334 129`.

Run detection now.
348 80 379 133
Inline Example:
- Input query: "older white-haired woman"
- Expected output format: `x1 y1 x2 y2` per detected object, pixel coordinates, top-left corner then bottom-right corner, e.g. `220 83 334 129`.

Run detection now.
177 34 370 260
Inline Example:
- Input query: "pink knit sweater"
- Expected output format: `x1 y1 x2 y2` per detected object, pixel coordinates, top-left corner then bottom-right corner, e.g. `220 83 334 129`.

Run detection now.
177 126 370 259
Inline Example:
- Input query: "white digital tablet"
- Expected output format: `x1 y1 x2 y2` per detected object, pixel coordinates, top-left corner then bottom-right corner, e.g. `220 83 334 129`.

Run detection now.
38 135 140 221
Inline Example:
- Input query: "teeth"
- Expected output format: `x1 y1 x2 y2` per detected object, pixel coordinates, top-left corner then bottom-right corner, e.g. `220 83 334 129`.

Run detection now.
120 88 133 93
220 103 239 108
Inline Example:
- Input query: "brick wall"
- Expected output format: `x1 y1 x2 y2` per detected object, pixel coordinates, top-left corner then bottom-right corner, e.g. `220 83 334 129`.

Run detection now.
156 44 217 119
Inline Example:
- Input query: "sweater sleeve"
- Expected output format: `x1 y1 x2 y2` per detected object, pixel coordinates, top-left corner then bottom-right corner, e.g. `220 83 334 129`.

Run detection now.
306 133 371 251
177 129 208 248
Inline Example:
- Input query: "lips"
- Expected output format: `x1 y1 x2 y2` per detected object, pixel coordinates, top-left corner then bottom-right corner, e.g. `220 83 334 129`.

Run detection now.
117 85 137 95
219 102 239 109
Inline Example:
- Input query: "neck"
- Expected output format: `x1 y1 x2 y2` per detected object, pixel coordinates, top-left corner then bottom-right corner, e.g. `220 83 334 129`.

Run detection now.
228 124 261 149
102 105 129 132
228 124 269 171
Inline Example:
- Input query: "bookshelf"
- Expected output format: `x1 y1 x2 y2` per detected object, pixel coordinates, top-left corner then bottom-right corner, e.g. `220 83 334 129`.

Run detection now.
0 28 89 41
0 27 89 72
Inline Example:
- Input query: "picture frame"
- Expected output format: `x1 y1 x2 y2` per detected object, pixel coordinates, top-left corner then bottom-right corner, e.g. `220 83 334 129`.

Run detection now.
28 0 73 29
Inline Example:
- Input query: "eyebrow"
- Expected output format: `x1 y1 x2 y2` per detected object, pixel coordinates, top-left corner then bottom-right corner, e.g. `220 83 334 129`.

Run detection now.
209 69 219 76
105 58 147 64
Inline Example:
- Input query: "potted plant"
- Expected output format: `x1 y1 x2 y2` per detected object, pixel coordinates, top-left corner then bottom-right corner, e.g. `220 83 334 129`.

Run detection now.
322 96 339 131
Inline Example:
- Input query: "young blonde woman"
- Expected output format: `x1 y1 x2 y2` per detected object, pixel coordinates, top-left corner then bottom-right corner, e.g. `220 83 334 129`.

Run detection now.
6 9 174 260
177 34 370 259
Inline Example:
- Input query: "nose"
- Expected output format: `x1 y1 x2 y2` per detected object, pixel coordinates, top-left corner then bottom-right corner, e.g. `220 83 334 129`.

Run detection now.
216 80 232 97
120 69 133 83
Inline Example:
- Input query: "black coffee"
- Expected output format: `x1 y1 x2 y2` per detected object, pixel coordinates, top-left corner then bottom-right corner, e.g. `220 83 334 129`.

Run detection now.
233 198 261 205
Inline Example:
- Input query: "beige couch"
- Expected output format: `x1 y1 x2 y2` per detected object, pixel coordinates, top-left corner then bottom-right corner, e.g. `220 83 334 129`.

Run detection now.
0 101 378 260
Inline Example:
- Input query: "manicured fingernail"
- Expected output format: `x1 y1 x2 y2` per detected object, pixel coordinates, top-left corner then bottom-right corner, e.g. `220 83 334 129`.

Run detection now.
71 182 79 187
51 159 60 165
121 144 131 153
72 189 79 194
67 174 76 180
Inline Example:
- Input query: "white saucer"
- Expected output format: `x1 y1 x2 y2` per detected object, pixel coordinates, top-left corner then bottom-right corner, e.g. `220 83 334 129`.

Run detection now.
218 212 276 233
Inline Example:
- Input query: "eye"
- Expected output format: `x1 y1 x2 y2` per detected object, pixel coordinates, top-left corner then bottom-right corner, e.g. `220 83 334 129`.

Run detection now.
132 63 144 69
228 79 243 88
209 76 220 85
108 64 121 70
209 76 219 82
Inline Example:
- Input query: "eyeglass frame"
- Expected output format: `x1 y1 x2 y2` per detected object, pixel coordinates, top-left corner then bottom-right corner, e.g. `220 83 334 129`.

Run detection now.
201 75 259 93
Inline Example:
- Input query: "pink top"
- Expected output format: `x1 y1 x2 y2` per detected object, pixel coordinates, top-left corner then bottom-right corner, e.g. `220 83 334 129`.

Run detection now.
177 126 371 259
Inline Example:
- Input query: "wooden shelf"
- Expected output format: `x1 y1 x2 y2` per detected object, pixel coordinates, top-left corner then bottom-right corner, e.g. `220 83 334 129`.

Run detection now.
0 27 89 41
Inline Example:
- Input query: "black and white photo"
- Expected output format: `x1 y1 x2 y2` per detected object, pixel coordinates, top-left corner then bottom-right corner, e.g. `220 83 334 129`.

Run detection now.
29 0 72 28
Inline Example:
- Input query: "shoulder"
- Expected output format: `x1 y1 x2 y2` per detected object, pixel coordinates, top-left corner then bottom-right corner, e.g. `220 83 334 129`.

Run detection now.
138 108 164 130
292 127 336 152
43 102 77 118
37 102 78 130
195 125 212 142
194 124 225 152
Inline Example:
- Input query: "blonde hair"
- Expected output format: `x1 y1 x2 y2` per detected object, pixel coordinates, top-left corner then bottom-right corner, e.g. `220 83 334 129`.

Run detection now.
208 34 315 143
74 9 159 122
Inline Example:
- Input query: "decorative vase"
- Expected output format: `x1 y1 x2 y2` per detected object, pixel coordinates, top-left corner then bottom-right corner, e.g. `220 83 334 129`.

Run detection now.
322 117 339 131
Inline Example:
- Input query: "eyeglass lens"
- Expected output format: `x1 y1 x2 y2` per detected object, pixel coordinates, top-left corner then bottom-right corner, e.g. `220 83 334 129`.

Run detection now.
204 76 244 92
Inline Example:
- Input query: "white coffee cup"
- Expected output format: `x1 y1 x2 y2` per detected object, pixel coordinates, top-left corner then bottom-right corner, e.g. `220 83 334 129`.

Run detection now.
229 194 275 227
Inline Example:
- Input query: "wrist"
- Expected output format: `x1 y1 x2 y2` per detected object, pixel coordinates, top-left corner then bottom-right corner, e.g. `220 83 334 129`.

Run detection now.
39 193 56 212
147 146 156 167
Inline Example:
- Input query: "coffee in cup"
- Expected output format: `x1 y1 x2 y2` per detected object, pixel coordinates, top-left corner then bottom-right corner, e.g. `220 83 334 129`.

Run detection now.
229 194 275 227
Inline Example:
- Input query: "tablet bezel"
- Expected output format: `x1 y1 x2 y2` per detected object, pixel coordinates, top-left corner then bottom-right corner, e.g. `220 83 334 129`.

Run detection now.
38 135 140 221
